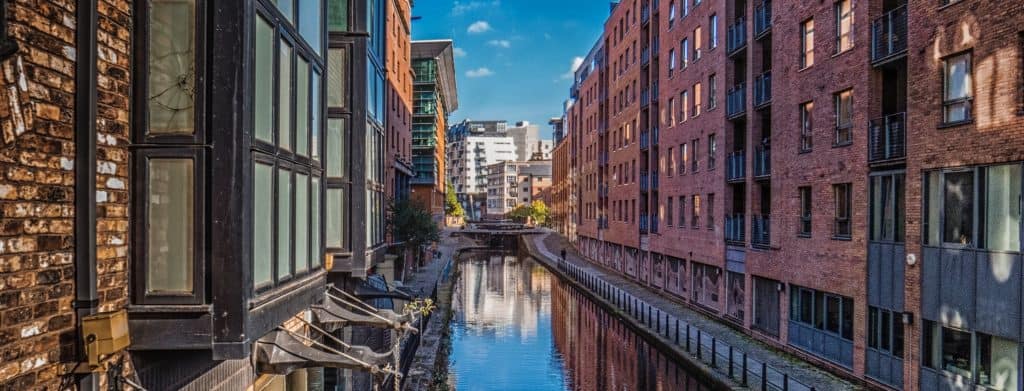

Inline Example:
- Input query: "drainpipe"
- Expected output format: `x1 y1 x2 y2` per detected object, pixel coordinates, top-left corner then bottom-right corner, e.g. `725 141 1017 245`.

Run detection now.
73 0 98 389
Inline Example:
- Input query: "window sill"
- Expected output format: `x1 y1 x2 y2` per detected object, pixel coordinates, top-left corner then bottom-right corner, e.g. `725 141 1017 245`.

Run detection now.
831 235 853 241
798 233 812 238
831 47 854 59
937 119 973 129
937 0 964 12
797 65 813 72
798 149 813 155
832 141 852 148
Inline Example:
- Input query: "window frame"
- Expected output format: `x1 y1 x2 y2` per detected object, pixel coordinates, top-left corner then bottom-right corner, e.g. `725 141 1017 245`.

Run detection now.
923 165 1024 252
833 183 852 239
834 89 853 146
869 171 905 243
799 186 812 236
834 0 853 54
801 18 815 69
800 101 814 152
942 51 974 125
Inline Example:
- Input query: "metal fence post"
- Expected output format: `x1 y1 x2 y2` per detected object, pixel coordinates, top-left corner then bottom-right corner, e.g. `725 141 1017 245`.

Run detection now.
711 338 717 368
685 325 691 352
728 346 734 377
675 319 679 344
741 353 748 386
783 374 789 391
696 329 702 360
761 362 767 391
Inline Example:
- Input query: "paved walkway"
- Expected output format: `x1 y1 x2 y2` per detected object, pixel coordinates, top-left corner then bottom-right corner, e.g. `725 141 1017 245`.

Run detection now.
529 230 862 391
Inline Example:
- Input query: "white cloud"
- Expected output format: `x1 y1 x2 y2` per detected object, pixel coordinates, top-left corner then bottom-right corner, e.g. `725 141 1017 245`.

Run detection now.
452 1 501 15
487 39 511 48
453 47 467 57
560 56 585 80
466 67 494 78
467 21 492 34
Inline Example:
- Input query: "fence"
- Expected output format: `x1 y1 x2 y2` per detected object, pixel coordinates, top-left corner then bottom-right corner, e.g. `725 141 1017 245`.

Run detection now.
554 258 819 391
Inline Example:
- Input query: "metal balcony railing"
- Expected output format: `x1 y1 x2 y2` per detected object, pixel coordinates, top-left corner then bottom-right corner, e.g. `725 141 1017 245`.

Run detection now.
641 48 651 65
871 5 907 64
753 146 771 178
651 172 660 191
651 38 660 55
727 150 746 182
640 131 650 150
726 17 748 55
754 1 772 37
726 83 747 119
639 214 649 233
651 214 659 233
599 184 609 198
651 127 660 146
640 172 650 192
641 5 651 24
753 71 771 107
599 152 609 165
752 215 770 247
641 90 651 108
725 214 746 243
868 112 906 162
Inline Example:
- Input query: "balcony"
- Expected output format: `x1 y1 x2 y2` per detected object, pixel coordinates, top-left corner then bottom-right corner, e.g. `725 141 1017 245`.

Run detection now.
727 150 746 182
651 214 659 233
640 172 650 192
599 184 609 198
868 112 906 162
726 17 748 56
752 215 770 247
651 38 660 56
753 71 772 108
640 131 650 150
651 172 659 191
641 48 651 66
753 146 771 179
599 152 609 165
639 215 649 233
651 127 660 146
726 83 746 119
641 5 651 24
725 214 746 243
871 5 907 65
640 90 651 108
754 1 772 38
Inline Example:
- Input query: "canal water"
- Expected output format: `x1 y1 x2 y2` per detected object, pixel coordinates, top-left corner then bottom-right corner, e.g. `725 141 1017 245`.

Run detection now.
447 251 717 391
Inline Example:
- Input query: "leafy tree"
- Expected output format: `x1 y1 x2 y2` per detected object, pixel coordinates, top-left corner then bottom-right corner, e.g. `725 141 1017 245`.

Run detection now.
506 204 531 222
444 182 464 218
529 200 550 226
388 198 441 262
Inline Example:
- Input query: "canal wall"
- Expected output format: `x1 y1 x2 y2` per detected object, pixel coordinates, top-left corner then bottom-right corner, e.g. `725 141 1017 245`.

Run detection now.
519 232 741 390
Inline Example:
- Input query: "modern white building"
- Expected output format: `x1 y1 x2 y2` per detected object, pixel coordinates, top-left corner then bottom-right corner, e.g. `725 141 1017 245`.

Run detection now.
447 120 516 219
485 160 552 218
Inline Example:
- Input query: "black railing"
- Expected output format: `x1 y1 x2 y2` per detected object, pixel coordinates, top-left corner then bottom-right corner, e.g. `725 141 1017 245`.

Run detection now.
640 131 650 150
753 146 770 178
726 83 747 118
725 214 746 243
727 150 746 182
754 1 772 37
651 172 660 191
726 17 748 55
753 71 771 107
641 48 651 65
639 214 649 233
651 214 659 233
641 5 651 24
868 112 906 162
871 5 907 64
752 215 770 247
641 90 651 108
651 127 660 146
640 172 650 192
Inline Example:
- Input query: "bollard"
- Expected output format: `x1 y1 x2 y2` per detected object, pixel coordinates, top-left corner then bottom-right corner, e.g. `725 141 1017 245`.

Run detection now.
761 362 767 391
741 353 748 386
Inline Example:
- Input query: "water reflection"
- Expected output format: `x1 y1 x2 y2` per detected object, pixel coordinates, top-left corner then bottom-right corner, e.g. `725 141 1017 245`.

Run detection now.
449 253 716 391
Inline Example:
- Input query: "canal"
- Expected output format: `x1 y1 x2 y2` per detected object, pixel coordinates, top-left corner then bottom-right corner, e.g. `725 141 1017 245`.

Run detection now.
447 250 718 390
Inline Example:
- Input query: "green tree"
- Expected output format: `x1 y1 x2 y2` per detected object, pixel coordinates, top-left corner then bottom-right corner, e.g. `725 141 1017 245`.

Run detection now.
528 200 550 226
444 182 464 218
388 198 441 262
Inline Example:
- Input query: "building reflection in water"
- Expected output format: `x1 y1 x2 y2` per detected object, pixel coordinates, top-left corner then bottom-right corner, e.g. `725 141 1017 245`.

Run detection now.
449 252 716 391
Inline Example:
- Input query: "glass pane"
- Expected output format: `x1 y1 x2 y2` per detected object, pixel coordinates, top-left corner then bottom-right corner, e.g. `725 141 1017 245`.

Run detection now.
799 289 813 324
147 158 194 293
326 118 346 177
946 54 970 100
311 177 321 268
895 174 905 242
296 57 310 156
841 297 853 340
299 0 323 55
327 48 347 108
148 0 195 136
279 41 293 151
274 0 294 23
941 327 972 378
311 70 322 162
328 0 348 32
868 307 878 348
927 171 942 245
278 168 292 279
871 176 883 240
893 315 904 358
254 162 273 285
944 171 974 244
326 188 345 248
295 173 309 274
986 164 1022 252
825 295 840 333
980 335 1019 391
880 310 891 351
255 16 274 142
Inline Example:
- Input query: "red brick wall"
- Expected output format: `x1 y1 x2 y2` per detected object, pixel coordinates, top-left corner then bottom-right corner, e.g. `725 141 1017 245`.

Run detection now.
385 0 412 203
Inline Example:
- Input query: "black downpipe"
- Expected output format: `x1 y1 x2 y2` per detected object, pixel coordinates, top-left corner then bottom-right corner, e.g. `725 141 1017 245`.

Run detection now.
73 0 98 389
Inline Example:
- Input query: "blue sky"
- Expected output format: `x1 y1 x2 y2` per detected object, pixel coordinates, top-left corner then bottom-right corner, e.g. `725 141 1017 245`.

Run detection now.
411 0 611 138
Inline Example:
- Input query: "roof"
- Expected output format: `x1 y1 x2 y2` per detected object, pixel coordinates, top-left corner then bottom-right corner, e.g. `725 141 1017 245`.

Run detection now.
412 40 459 113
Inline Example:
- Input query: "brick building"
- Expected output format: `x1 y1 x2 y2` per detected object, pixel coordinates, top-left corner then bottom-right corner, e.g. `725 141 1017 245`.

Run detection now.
410 40 458 225
556 0 1024 390
0 0 427 390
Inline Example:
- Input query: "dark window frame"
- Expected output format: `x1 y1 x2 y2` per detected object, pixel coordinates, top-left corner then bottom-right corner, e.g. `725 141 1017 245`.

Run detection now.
799 186 812 236
869 171 905 242
941 51 973 126
833 89 853 146
789 285 854 341
0 1 18 61
833 183 852 239
867 306 905 358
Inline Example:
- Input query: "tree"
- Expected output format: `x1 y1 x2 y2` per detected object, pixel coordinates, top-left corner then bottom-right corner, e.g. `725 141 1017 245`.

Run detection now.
387 198 441 263
506 204 531 222
529 200 550 226
444 182 464 218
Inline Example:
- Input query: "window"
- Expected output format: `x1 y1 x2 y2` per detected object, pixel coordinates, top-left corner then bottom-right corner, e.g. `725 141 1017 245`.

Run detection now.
789 286 854 341
800 101 813 152
668 197 674 226
691 139 699 171
681 38 690 68
833 183 852 238
668 147 675 174
680 90 689 122
710 14 719 48
870 173 905 242
708 74 717 109
679 196 686 226
669 48 676 75
800 186 812 235
925 165 1022 250
707 193 715 228
801 19 815 68
943 52 973 124
834 89 853 145
692 194 701 228
868 307 904 358
923 321 1020 390
669 1 676 27
694 26 703 60
679 143 687 174
835 0 853 53
707 134 716 169
693 82 702 116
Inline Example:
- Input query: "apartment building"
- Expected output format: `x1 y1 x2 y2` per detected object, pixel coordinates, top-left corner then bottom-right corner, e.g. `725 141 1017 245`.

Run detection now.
446 119 517 219
411 40 459 223
485 161 553 218
552 118 577 238
0 0 421 389
557 0 1024 390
